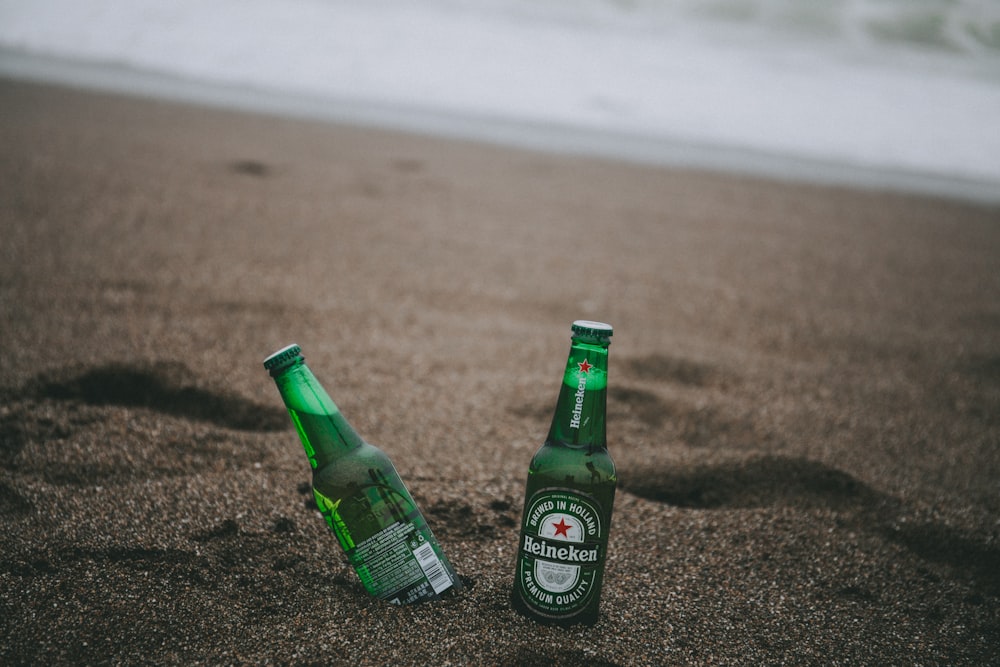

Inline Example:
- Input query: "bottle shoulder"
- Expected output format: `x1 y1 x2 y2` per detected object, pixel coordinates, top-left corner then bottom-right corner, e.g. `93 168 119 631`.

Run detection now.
528 442 616 487
313 441 396 485
531 441 614 463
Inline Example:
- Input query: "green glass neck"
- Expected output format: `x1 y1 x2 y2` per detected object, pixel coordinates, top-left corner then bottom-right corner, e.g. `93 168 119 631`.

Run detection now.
545 336 610 449
271 361 364 469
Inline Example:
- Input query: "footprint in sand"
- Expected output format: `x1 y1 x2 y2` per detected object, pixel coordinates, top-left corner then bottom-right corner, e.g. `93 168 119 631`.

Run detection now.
28 361 288 432
623 455 1000 597
612 352 1000 597
0 361 290 498
622 455 872 510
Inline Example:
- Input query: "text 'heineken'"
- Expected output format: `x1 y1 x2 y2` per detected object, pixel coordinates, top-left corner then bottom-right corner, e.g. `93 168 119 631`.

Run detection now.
512 321 617 626
264 344 460 605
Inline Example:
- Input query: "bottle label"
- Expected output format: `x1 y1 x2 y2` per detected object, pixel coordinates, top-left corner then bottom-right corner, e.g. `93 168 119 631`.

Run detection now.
515 489 605 618
350 520 454 604
314 488 456 604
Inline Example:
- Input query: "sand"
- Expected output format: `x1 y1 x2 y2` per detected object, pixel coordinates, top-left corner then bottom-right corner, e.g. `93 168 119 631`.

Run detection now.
1 77 998 665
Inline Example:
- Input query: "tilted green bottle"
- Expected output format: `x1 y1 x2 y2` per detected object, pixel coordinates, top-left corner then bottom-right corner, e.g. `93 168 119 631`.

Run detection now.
263 344 460 604
512 321 617 625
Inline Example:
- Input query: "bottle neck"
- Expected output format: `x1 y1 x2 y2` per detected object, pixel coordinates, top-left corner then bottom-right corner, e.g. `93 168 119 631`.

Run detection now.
271 361 365 469
545 336 610 449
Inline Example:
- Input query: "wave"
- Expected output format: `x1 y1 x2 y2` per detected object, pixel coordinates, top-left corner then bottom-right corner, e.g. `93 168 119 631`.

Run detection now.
1 0 998 200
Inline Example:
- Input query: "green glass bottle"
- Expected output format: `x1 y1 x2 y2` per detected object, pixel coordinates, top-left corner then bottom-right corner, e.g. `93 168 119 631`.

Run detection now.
263 344 460 604
512 321 617 626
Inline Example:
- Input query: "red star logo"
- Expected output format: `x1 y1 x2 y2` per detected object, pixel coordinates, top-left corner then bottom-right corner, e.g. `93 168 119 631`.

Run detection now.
552 518 572 538
577 359 593 373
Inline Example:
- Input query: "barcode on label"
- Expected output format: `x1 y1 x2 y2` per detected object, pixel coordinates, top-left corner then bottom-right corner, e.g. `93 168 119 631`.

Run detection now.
412 542 452 594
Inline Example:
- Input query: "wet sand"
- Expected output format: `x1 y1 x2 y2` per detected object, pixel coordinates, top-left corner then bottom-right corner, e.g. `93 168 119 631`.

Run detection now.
1 78 998 665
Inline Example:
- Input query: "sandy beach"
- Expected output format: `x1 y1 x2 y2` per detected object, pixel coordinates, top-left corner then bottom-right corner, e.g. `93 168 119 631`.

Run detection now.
1 77 998 665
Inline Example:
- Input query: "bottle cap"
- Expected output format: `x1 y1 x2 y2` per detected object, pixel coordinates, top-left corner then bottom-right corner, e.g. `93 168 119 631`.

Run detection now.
263 344 303 372
571 320 613 339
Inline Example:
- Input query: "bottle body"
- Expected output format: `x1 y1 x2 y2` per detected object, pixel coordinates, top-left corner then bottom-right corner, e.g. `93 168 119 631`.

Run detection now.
265 345 460 604
512 321 616 626
513 444 616 625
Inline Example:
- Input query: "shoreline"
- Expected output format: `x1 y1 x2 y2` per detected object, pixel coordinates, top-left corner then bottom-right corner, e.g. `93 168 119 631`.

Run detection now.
2 47 999 206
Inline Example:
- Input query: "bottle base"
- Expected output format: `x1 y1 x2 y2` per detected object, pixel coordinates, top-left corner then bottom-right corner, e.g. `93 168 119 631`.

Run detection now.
510 591 600 627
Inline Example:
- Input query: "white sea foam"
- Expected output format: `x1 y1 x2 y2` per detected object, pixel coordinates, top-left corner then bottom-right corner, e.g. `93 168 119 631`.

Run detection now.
1 0 998 201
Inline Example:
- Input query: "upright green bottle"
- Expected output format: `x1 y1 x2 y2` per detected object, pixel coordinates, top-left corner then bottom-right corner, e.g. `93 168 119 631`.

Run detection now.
512 321 617 626
263 344 460 604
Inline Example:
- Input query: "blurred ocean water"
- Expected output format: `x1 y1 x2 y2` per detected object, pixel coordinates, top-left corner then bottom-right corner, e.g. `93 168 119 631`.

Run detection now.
1 0 998 200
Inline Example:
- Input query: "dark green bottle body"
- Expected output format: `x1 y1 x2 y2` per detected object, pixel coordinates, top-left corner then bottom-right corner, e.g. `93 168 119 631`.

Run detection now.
512 322 616 626
265 345 460 605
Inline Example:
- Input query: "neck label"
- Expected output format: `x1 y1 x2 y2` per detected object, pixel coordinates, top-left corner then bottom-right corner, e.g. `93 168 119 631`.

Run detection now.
568 358 593 430
569 372 587 429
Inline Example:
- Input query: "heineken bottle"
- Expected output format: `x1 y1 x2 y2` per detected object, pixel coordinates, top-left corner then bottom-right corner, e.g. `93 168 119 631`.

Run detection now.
263 344 460 605
512 321 617 626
